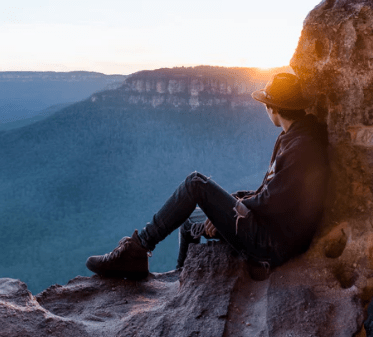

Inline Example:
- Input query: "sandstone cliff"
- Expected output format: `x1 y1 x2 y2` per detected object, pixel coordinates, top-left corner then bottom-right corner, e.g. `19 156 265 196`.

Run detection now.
90 66 290 109
290 2 373 334
2 0 373 336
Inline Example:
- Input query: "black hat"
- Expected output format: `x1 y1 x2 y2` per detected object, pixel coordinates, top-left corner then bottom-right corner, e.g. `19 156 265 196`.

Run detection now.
251 73 312 110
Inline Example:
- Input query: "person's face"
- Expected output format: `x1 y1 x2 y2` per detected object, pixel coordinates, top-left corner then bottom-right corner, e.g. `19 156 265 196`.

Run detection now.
265 104 281 127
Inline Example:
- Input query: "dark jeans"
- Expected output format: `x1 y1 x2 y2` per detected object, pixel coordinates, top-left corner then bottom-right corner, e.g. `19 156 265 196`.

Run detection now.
138 172 283 266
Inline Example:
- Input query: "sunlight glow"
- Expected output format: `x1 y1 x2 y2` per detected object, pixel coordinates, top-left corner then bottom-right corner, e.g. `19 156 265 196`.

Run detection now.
0 0 322 74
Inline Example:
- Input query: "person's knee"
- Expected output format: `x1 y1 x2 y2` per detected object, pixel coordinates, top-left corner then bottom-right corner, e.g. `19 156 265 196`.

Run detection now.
186 171 209 185
184 172 210 204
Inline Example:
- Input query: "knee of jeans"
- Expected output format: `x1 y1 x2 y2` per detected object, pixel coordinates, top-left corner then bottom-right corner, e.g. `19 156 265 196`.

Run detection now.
186 171 209 185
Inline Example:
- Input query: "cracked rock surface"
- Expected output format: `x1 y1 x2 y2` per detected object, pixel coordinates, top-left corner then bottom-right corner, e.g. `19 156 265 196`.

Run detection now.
0 241 365 336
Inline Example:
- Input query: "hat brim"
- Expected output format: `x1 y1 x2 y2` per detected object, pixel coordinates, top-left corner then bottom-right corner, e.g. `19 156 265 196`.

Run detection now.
251 90 312 110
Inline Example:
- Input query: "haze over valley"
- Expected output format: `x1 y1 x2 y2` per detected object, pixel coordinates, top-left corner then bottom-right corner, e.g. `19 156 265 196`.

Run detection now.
0 72 127 130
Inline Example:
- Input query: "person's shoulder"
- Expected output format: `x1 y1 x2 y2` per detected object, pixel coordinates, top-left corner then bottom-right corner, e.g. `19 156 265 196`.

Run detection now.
278 124 328 167
284 115 328 149
281 134 319 154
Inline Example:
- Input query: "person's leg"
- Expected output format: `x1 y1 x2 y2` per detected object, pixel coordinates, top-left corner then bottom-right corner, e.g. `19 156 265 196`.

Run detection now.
86 171 277 278
138 171 231 250
138 171 275 265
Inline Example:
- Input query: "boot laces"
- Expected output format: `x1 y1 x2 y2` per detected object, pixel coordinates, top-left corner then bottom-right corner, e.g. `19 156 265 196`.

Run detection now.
102 237 131 262
190 222 205 239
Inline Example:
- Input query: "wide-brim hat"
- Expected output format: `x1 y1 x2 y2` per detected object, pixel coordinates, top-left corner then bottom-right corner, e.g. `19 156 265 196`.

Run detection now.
252 73 312 110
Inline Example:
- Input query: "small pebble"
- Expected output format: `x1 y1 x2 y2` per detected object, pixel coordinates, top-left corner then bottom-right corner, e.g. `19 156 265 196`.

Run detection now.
247 323 251 326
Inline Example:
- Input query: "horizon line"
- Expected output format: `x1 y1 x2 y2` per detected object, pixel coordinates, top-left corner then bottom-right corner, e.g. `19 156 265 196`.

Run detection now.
0 64 291 77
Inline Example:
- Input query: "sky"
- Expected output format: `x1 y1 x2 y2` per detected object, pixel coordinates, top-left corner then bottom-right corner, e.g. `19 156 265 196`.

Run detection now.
1 0 322 75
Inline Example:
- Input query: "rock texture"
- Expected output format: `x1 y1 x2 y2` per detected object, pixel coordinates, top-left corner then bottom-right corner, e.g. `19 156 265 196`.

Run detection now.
0 242 365 337
291 0 373 216
290 0 373 335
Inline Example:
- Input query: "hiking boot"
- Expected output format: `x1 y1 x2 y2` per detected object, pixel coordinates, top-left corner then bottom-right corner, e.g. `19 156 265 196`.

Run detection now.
86 230 149 279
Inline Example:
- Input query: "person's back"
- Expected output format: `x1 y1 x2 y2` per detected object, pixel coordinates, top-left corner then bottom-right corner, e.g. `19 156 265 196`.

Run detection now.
242 113 329 262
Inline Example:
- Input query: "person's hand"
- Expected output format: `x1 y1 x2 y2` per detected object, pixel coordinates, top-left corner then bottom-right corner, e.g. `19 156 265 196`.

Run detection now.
204 218 217 237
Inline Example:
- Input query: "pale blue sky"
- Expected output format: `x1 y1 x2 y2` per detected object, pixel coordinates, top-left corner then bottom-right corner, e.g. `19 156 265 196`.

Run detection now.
1 0 322 74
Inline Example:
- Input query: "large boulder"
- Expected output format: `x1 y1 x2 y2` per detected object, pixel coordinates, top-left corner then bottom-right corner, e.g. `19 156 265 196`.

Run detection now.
291 0 373 216
291 1 373 334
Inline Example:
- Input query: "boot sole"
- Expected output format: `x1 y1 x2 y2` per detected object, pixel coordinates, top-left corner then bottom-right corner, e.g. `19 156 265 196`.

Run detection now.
97 270 149 280
86 256 148 280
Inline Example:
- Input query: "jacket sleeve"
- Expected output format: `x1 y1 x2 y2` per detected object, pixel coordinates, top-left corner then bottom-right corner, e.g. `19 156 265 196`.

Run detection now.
231 190 256 199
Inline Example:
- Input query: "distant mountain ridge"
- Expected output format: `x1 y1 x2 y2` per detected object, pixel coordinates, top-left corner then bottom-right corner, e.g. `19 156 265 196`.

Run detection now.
91 65 292 110
131 65 292 82
0 71 127 125
0 71 125 81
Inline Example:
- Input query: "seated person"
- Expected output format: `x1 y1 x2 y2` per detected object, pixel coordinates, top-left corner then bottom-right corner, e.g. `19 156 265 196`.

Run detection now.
86 73 329 279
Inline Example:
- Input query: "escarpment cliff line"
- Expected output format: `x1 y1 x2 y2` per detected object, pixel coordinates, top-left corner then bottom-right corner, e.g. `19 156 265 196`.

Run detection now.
90 66 291 109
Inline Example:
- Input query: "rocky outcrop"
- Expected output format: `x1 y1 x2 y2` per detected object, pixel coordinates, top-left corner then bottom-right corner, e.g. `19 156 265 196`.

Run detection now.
0 242 364 337
291 0 373 216
290 0 373 335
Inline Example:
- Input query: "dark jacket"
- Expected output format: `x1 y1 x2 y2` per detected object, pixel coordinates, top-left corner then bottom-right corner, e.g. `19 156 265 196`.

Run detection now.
241 114 329 260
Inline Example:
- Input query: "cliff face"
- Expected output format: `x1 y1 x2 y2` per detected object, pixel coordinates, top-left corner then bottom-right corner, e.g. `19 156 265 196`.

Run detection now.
90 66 289 109
291 0 373 217
290 1 373 333
122 77 253 109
